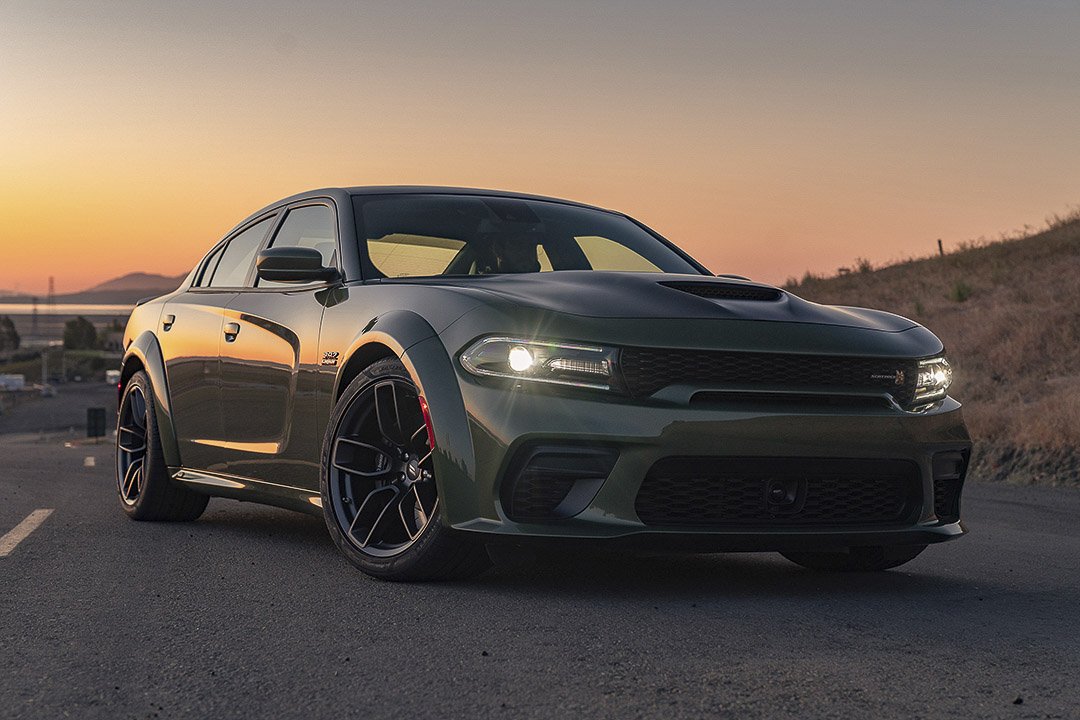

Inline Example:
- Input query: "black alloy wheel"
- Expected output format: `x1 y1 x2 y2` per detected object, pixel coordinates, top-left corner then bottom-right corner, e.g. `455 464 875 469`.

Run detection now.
328 375 439 557
117 383 148 506
321 357 490 580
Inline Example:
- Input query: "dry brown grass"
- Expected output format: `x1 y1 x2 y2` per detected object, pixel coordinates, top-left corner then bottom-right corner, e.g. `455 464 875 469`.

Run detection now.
788 210 1080 484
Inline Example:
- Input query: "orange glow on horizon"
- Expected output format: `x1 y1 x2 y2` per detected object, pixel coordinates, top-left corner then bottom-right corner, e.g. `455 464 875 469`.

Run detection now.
2 2 1078 295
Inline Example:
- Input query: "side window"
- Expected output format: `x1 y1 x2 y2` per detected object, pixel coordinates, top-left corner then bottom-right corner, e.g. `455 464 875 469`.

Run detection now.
257 205 336 288
194 242 227 287
574 235 662 272
207 217 275 288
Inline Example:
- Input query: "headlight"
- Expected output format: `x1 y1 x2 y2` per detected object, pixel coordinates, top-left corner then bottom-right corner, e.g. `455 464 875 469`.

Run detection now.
460 337 619 391
913 356 953 404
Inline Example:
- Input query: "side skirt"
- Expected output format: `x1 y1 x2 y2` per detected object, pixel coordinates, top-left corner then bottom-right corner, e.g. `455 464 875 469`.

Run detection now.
169 467 324 517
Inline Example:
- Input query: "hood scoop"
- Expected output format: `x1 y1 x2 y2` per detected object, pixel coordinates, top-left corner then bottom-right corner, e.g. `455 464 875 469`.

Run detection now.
659 281 783 302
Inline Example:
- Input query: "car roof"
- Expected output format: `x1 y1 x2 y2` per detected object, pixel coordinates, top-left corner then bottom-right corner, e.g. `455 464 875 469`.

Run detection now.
258 186 617 216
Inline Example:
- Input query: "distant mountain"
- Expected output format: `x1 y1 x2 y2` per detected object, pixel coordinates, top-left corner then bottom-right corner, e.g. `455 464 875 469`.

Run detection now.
0 272 187 305
81 272 187 294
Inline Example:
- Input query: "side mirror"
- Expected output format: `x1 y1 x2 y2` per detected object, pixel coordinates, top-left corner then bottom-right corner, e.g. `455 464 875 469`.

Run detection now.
256 247 338 283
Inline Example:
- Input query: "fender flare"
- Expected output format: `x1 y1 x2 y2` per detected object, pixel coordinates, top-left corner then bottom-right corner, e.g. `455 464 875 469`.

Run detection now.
332 310 439 400
120 331 181 468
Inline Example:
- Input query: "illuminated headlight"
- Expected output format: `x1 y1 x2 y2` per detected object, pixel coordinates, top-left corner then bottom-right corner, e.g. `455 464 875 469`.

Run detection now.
460 337 618 391
913 356 953 404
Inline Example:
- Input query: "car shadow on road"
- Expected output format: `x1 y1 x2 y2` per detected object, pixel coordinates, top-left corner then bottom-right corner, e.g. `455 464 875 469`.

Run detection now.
184 502 1056 613
474 546 988 602
192 502 333 547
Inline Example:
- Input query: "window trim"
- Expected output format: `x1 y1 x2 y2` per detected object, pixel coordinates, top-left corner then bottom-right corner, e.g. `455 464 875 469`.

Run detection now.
193 241 228 288
189 212 280 291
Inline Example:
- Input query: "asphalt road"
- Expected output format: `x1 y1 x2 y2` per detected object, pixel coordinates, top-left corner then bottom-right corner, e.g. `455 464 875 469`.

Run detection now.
1 430 1078 719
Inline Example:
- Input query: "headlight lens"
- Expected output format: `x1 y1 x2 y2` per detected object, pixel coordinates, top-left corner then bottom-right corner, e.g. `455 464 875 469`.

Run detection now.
913 356 953 404
460 337 619 391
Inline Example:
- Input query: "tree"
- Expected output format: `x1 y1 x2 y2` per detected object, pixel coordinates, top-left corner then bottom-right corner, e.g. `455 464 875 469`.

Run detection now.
0 316 18 351
63 316 99 350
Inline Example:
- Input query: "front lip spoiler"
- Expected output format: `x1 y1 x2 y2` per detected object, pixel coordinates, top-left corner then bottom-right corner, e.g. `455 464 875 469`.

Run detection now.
466 521 966 553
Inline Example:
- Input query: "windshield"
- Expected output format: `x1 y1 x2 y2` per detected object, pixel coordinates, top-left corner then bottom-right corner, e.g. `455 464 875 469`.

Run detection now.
352 194 705 278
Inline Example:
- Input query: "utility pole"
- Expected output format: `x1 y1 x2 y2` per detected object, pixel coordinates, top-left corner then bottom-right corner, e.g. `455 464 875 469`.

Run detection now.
937 239 944 257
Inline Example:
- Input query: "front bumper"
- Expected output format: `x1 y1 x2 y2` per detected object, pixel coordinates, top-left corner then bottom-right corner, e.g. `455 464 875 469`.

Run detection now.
433 371 970 550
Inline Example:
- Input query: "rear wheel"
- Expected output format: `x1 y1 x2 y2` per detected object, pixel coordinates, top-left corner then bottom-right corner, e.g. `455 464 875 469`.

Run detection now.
781 544 927 572
320 357 490 581
116 371 208 521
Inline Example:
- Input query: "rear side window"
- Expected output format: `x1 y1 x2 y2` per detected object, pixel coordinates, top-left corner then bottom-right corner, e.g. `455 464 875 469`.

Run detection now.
257 205 336 288
207 217 274 288
194 242 227 287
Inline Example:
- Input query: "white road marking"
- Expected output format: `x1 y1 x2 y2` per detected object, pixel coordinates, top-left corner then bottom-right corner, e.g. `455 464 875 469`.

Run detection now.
0 509 54 557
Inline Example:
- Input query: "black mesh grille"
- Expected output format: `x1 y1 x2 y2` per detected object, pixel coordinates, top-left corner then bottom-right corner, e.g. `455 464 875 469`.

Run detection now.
933 479 963 523
634 457 920 528
932 450 968 523
619 348 919 405
503 446 619 521
509 471 578 520
660 282 783 302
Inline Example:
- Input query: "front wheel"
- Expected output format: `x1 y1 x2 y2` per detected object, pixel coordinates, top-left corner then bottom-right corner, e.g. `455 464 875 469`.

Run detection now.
781 545 927 572
320 357 490 581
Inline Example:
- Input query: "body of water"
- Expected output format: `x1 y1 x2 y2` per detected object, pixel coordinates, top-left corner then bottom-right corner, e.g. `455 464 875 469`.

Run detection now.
0 303 133 317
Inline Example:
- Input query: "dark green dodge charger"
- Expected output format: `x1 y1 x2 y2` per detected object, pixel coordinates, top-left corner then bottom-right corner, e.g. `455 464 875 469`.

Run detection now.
116 187 970 580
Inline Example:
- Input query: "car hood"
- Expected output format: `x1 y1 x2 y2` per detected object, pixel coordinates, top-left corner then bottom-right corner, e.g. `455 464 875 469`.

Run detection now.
408 272 916 332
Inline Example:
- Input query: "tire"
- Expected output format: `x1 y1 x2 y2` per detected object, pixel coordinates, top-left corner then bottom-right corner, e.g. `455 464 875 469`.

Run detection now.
116 371 209 521
781 544 927 572
320 357 490 581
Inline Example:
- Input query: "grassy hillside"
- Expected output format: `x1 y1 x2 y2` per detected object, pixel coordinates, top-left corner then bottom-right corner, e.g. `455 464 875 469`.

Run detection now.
787 210 1080 486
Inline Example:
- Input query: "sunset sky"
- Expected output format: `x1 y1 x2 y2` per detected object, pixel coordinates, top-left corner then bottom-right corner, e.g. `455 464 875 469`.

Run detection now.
2 0 1078 295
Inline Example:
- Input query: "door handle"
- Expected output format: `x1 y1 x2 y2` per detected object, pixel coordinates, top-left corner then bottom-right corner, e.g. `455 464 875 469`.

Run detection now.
162 314 175 331
224 322 240 342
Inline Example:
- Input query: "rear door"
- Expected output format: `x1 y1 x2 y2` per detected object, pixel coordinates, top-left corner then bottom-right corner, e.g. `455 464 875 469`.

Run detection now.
159 215 276 472
216 202 339 491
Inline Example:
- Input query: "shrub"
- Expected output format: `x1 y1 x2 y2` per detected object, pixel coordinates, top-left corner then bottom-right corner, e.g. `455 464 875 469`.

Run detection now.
0 316 19 351
949 280 973 303
63 316 99 350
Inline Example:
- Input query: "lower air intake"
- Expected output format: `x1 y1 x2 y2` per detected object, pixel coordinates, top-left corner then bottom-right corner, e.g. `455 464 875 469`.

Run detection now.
932 450 968 523
635 457 920 528
504 445 618 521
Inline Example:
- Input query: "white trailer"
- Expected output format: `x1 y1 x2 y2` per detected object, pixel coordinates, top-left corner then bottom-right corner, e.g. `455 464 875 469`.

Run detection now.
0 374 26 391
